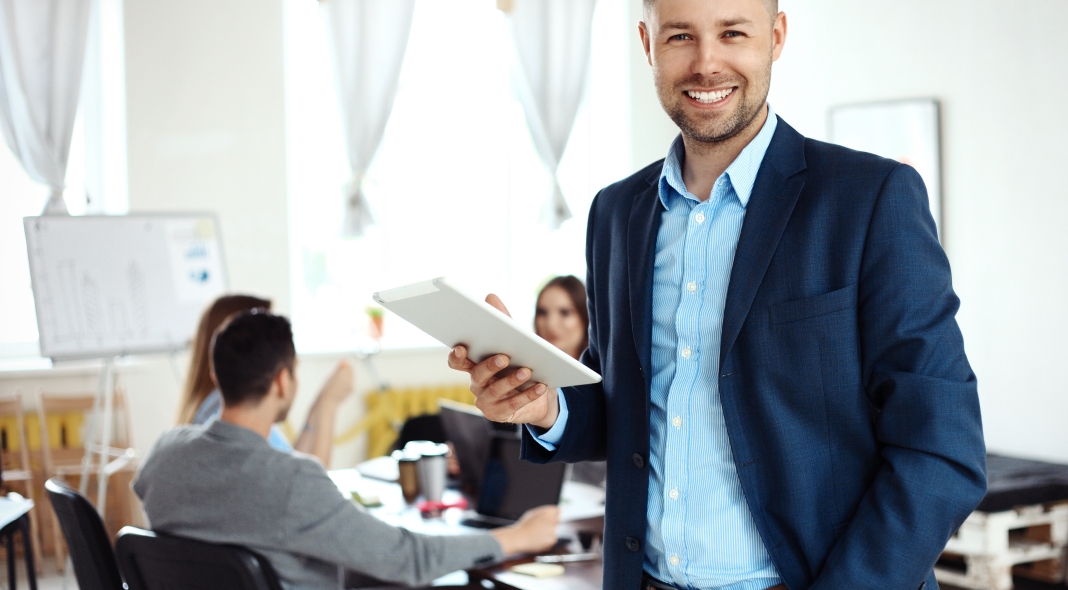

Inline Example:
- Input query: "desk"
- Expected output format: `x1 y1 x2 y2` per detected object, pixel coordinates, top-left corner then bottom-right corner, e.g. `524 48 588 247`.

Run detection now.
0 496 37 590
329 468 604 589
467 516 603 590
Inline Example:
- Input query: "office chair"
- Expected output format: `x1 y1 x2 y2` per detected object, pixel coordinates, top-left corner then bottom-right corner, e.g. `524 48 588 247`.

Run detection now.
43 478 125 590
115 527 283 590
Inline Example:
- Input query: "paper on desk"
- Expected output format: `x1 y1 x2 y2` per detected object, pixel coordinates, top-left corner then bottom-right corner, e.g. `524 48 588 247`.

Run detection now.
558 481 605 522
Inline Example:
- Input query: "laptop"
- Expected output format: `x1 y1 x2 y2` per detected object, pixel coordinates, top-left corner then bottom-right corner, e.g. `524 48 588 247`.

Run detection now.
438 400 566 528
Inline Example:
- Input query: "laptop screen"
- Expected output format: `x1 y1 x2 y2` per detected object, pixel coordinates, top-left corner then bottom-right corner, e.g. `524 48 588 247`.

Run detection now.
477 436 566 522
438 401 493 496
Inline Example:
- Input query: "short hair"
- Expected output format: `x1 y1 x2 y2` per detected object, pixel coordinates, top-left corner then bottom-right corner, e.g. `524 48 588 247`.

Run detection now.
210 310 295 407
643 0 779 20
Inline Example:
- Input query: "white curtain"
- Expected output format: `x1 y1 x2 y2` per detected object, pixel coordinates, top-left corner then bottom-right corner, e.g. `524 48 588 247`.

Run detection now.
0 0 92 215
322 0 416 238
509 0 597 231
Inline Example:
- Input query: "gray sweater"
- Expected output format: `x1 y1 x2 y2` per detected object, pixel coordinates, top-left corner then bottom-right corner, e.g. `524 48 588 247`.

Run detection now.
133 420 503 590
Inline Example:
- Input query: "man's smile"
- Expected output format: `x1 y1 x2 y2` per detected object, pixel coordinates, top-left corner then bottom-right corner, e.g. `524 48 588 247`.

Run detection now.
685 87 736 105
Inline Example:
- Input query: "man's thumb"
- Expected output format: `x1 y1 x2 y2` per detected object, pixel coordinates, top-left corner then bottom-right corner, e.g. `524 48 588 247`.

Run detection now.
485 293 512 318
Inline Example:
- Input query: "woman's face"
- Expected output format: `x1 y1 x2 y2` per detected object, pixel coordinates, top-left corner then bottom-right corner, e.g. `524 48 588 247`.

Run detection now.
535 286 585 360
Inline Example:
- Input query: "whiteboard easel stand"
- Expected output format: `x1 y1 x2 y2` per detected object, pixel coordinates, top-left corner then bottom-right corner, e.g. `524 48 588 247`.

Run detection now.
65 356 133 588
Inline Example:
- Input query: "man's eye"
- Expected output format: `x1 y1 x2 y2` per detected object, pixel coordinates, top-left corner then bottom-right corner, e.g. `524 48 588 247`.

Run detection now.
669 34 692 41
724 31 743 38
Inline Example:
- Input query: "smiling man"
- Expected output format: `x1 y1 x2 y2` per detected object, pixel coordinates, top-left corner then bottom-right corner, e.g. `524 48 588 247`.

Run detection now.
449 0 986 588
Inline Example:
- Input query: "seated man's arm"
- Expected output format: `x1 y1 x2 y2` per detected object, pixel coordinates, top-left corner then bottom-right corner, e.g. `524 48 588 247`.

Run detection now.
810 164 987 589
283 460 501 587
282 459 558 587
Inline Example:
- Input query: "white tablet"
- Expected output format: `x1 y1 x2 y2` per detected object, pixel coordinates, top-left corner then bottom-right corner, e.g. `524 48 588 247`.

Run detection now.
373 278 601 390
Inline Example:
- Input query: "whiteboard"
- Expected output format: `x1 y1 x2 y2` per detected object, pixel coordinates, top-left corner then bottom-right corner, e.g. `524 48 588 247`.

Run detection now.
23 214 228 360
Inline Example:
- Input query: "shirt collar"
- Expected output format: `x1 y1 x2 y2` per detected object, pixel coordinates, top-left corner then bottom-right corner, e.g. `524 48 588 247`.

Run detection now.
658 103 779 209
206 418 272 448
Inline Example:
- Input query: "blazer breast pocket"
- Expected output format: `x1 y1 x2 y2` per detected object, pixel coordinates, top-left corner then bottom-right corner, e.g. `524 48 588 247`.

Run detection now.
769 283 858 325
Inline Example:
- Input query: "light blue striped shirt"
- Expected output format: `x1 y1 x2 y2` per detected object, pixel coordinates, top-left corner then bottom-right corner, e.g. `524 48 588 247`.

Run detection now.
535 106 782 589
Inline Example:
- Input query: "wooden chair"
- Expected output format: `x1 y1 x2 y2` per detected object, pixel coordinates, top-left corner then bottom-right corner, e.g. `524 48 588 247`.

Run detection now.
0 390 44 574
35 387 138 570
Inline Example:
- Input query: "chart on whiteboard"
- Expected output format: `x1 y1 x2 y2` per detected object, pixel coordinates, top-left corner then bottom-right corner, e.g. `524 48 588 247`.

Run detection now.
24 215 228 360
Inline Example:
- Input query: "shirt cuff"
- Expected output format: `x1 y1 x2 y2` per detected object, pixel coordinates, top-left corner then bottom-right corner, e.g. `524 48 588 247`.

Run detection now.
525 388 568 451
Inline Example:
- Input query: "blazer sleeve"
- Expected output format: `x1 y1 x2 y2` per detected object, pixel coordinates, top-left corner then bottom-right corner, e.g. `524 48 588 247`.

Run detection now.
810 164 987 589
521 191 609 464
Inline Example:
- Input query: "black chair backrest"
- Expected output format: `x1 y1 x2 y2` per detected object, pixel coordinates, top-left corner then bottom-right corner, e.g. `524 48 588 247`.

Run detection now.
115 527 283 590
43 478 125 590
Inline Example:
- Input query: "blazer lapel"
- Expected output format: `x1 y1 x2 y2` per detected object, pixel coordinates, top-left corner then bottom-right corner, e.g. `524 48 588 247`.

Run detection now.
628 174 663 385
720 119 808 369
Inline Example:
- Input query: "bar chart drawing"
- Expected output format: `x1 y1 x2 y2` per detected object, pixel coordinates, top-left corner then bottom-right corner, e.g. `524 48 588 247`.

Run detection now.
23 215 228 360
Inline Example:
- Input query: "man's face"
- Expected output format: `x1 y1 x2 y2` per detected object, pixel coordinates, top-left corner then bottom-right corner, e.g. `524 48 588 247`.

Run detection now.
640 0 786 145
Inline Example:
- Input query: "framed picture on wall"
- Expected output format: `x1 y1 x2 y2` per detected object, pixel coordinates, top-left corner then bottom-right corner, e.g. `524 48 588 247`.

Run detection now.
829 99 942 238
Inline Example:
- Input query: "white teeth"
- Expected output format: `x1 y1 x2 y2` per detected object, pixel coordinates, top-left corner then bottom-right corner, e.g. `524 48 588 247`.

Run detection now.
687 88 734 104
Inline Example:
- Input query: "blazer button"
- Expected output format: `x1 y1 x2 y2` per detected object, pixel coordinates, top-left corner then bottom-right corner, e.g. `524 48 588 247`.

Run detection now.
625 536 640 552
632 453 645 468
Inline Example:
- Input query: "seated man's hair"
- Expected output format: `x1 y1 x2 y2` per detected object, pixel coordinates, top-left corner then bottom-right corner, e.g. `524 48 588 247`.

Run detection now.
210 310 296 407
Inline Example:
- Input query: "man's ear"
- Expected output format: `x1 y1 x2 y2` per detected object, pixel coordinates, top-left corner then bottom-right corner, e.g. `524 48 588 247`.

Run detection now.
272 367 290 399
638 21 653 66
771 12 787 62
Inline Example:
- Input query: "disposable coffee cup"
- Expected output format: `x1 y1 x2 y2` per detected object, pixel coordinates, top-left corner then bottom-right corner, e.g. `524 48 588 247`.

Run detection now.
406 440 449 503
392 449 420 503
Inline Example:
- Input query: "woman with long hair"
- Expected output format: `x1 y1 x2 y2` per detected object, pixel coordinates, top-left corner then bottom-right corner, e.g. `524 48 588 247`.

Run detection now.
533 275 589 361
178 294 353 465
533 276 604 487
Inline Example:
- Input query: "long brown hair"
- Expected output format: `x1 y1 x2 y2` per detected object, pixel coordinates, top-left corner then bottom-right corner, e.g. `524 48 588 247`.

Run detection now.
534 275 589 355
177 294 271 424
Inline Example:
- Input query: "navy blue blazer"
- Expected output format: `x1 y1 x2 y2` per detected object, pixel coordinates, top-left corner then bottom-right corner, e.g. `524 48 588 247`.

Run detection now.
521 117 986 590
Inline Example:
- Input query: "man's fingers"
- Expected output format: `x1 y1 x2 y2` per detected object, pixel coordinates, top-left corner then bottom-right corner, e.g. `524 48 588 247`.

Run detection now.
498 382 548 412
482 366 538 401
480 382 548 423
447 346 477 372
469 354 512 389
485 293 512 318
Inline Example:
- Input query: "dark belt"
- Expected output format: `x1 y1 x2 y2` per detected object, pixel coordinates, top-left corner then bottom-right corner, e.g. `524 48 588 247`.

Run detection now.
640 572 787 590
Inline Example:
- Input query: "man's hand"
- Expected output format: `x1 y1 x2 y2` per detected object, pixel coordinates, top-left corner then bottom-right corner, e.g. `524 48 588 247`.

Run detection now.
447 294 559 430
490 505 560 555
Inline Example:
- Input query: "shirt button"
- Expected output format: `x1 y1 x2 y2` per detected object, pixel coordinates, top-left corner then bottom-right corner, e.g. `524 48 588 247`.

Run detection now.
672 416 682 428
687 281 696 293
669 488 679 500
681 347 691 359
669 554 680 566
694 212 705 224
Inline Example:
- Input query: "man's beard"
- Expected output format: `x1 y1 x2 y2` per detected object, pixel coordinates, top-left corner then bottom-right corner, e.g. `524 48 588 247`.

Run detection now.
658 68 771 145
275 403 291 424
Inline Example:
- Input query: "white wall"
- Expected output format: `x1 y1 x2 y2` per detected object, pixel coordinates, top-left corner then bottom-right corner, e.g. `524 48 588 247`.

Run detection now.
627 0 1068 462
123 0 292 313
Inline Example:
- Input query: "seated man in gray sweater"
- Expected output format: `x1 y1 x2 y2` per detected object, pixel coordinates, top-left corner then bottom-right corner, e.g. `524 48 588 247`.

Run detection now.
133 310 559 589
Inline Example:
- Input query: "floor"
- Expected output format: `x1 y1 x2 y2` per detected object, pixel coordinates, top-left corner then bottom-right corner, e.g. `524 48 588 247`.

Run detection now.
5 556 1066 590
3 555 67 590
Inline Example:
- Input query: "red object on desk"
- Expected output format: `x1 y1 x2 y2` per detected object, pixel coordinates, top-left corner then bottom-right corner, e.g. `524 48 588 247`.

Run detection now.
416 498 468 513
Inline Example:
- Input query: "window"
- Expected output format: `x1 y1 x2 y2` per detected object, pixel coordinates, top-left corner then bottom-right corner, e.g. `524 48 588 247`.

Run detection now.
0 0 127 358
285 0 630 352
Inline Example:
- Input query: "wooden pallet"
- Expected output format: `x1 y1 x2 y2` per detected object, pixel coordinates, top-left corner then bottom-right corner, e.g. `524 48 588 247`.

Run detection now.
935 502 1068 590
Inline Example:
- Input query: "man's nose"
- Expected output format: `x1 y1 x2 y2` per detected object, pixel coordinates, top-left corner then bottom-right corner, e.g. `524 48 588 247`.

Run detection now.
692 38 725 77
